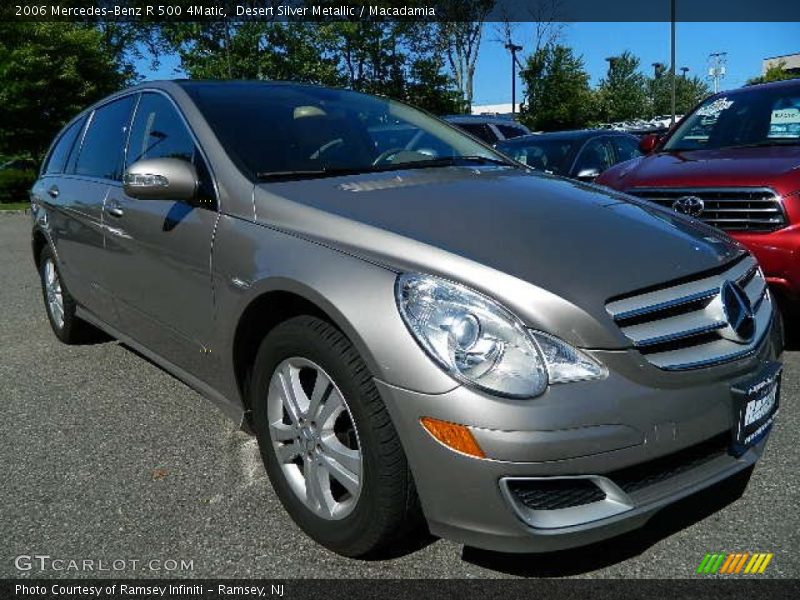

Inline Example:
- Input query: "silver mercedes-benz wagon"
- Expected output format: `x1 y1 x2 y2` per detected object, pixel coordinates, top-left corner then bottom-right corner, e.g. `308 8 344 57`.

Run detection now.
31 81 783 557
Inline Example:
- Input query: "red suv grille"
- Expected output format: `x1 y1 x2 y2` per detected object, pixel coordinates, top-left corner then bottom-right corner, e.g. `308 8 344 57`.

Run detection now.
628 187 787 232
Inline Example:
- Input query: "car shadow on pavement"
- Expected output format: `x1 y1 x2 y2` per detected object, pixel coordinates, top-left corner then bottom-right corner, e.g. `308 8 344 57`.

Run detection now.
461 465 754 577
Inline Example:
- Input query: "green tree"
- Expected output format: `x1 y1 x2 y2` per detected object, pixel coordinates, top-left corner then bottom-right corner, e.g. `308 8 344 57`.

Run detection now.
747 60 800 85
323 21 463 113
404 56 467 115
155 21 463 114
649 72 711 116
436 0 495 112
0 23 129 162
595 51 649 122
158 23 271 80
519 44 594 131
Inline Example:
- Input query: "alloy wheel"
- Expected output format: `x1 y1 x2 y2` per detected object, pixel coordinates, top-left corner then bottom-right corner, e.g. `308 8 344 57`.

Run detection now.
43 258 64 329
266 357 363 520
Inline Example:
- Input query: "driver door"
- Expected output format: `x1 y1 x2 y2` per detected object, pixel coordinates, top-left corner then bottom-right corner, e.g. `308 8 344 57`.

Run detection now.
102 92 219 377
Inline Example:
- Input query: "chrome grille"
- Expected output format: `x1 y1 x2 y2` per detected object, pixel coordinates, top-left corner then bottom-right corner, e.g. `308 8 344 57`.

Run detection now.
628 187 786 232
606 255 772 370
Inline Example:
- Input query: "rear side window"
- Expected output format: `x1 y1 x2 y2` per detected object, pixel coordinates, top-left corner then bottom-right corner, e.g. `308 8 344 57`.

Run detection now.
44 117 85 175
74 96 136 180
126 93 195 164
456 122 498 144
574 138 615 173
496 124 526 140
611 136 642 162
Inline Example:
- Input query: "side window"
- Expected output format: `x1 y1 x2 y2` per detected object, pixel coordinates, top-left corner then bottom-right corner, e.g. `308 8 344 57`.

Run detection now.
768 96 800 139
126 93 195 164
496 124 526 140
611 136 642 163
457 122 498 144
74 96 136 180
44 117 85 175
127 93 216 208
574 138 614 174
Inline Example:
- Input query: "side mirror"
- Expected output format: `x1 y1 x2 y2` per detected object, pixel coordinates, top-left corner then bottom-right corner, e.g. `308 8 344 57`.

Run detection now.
122 158 198 201
638 133 662 154
576 167 601 181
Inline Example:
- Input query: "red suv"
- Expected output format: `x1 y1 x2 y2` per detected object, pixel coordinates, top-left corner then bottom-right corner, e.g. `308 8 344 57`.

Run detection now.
598 79 800 317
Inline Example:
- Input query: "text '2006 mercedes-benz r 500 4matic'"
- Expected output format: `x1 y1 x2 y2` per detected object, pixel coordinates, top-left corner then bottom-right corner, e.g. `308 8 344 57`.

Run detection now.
31 81 783 557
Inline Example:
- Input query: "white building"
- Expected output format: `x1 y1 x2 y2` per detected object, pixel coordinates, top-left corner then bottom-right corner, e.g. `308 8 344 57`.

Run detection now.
471 103 523 116
762 53 800 75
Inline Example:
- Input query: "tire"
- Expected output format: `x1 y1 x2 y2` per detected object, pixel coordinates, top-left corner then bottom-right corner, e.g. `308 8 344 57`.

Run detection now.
250 315 423 557
38 245 99 344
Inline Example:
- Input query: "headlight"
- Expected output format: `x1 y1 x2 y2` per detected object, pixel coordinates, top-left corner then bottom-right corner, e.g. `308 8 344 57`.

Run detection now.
395 274 606 398
529 331 607 384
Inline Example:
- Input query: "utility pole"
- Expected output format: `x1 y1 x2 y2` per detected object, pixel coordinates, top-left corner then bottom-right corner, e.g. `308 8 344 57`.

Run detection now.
505 42 523 117
708 52 727 93
670 0 676 126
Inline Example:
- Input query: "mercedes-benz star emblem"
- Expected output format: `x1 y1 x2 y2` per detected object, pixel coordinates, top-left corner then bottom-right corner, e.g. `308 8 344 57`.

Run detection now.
720 280 755 343
672 195 705 218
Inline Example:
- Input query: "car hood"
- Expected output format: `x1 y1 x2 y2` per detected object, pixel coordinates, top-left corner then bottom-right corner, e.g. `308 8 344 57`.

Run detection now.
600 146 800 192
253 166 744 348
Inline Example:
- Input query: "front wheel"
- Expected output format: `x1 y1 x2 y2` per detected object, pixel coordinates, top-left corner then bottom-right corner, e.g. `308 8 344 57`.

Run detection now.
38 245 99 344
250 316 423 557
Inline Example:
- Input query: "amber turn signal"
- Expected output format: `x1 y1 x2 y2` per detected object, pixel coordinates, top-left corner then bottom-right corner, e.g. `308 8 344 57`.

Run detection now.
420 417 485 458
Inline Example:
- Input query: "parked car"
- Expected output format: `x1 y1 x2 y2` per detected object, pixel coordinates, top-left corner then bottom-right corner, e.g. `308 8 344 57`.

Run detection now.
32 81 782 558
443 114 531 145
597 79 800 316
496 130 642 181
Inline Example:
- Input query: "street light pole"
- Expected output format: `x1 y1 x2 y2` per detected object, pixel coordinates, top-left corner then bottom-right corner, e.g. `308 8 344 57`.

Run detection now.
670 0 677 127
505 42 523 117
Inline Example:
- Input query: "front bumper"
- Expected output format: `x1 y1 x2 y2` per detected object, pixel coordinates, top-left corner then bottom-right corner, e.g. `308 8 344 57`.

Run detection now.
375 317 782 553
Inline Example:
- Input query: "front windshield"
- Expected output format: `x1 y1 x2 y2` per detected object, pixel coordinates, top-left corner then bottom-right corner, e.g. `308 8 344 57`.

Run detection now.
663 85 800 152
182 82 509 179
495 138 575 174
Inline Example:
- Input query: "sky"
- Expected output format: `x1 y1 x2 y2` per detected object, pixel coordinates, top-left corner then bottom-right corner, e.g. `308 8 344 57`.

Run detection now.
138 22 799 106
474 22 799 105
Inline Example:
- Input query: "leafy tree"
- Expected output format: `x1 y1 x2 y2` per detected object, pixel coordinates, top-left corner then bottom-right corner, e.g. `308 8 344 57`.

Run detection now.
747 60 800 85
0 23 129 162
404 56 467 115
595 51 649 122
519 44 594 131
436 0 495 111
155 21 463 114
158 23 269 80
649 72 711 116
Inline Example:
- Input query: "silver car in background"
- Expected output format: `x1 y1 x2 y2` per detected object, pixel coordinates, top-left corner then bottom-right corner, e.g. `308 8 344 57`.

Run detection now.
31 81 782 557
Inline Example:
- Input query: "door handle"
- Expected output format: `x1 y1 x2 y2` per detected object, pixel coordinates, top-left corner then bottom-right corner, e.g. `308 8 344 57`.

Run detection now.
107 203 124 218
47 185 59 198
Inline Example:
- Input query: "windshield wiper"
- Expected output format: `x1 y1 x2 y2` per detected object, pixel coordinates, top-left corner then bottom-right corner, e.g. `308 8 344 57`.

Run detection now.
255 167 375 181
256 155 517 180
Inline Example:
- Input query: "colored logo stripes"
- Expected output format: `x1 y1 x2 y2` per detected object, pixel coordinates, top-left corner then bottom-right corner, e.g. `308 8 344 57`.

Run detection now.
697 552 773 574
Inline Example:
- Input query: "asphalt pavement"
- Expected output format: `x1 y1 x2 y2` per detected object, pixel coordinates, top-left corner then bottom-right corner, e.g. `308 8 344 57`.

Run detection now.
1 213 798 579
